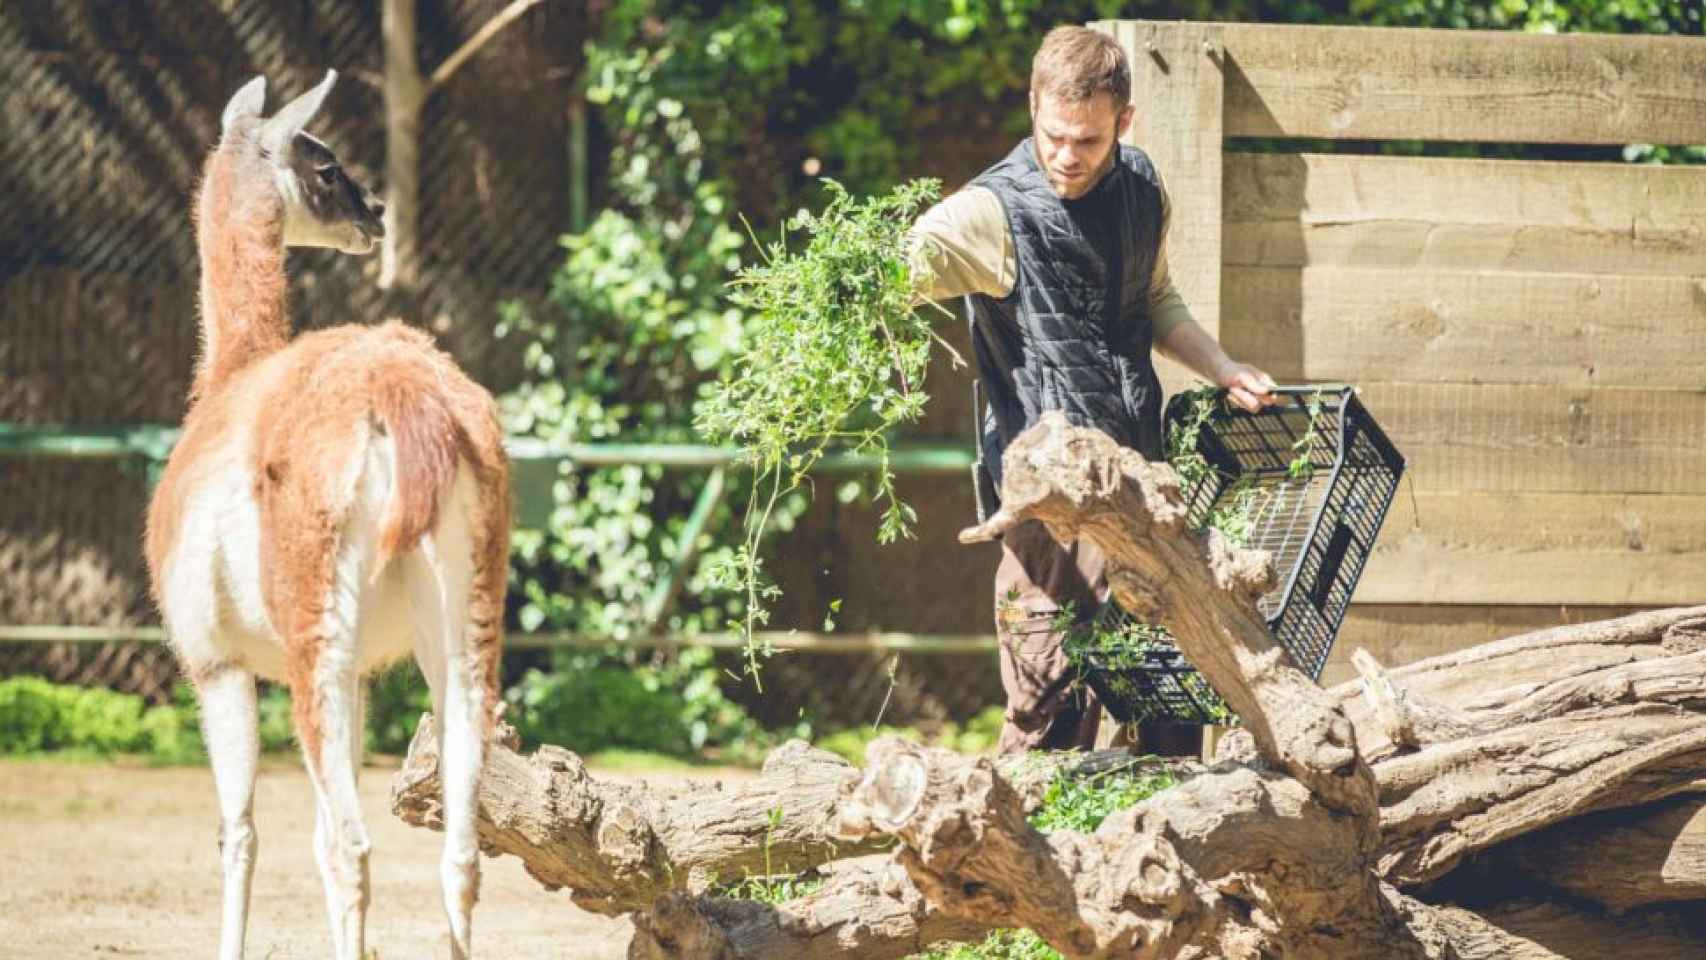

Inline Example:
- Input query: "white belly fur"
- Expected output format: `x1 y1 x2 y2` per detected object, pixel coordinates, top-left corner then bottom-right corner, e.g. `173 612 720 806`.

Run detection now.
161 429 421 682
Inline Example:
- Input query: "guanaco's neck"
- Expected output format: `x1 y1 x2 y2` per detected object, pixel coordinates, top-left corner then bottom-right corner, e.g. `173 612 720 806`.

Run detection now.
190 148 290 405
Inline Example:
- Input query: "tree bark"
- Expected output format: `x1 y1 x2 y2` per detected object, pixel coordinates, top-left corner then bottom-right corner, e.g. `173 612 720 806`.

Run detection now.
1486 795 1706 913
391 721 888 915
1343 609 1706 886
1431 899 1706 959
393 415 1706 959
380 0 425 292
626 855 989 960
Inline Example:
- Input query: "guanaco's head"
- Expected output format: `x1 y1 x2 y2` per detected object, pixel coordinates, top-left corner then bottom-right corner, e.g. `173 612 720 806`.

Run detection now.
216 70 385 255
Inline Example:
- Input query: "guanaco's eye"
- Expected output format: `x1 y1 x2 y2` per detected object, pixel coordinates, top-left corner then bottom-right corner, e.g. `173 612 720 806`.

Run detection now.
316 166 339 185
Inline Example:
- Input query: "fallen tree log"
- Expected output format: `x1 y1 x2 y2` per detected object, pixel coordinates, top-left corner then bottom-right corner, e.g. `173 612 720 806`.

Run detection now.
1486 795 1706 913
627 855 989 960
392 716 1184 916
1430 899 1706 960
395 414 1706 958
390 727 886 915
958 414 1378 820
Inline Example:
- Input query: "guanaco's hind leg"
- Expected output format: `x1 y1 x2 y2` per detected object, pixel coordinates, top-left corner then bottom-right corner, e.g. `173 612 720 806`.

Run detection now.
288 516 377 960
198 664 261 960
406 501 492 959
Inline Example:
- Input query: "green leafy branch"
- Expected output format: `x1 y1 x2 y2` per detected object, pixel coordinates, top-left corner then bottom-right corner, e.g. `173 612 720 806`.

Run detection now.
697 177 960 677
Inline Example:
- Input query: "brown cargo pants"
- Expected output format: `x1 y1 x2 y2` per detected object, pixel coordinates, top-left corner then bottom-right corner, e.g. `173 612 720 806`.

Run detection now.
994 519 1109 753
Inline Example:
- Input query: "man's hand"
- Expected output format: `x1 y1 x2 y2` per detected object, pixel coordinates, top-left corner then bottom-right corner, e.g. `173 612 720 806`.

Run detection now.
1217 362 1278 413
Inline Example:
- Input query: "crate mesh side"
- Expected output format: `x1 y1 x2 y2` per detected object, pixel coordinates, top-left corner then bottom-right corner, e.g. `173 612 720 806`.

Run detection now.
1081 640 1228 726
1124 389 1405 716
1270 415 1403 678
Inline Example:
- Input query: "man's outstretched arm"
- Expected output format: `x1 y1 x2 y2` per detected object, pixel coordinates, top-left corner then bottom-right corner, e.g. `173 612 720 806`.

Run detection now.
1147 191 1276 413
905 187 1012 303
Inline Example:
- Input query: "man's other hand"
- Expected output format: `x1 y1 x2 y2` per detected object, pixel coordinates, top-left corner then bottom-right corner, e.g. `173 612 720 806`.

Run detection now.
1217 362 1278 413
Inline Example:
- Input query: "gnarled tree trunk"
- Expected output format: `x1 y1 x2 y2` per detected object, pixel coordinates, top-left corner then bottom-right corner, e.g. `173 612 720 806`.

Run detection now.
395 413 1706 958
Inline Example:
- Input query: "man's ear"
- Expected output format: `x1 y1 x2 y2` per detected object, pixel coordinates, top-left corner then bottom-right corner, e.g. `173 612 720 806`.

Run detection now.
1029 90 1038 120
1116 103 1135 141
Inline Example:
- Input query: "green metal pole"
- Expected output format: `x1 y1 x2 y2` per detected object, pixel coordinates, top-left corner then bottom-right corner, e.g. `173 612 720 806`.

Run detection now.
0 426 974 474
0 624 996 654
568 96 588 233
641 465 726 631
500 439 973 473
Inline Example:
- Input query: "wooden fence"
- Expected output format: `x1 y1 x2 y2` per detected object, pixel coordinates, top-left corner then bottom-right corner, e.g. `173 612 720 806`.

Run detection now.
1099 20 1706 674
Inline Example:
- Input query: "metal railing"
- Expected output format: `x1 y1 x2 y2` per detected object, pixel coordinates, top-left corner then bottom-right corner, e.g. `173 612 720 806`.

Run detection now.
0 422 991 654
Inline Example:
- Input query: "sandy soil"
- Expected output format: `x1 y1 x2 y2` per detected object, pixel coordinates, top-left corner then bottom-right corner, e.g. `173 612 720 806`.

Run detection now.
0 754 752 959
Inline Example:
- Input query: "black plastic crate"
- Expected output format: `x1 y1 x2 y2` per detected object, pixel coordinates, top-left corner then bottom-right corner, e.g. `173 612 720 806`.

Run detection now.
1066 604 1233 725
1071 385 1406 725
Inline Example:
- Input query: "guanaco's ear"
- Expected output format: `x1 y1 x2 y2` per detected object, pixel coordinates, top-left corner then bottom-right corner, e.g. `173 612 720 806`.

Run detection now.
222 76 267 136
259 69 336 157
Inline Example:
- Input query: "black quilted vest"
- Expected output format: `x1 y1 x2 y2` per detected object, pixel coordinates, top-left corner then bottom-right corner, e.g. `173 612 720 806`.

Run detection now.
967 138 1167 488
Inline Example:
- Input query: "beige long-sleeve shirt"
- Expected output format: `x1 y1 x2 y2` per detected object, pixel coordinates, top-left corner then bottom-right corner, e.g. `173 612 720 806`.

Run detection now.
907 183 1198 344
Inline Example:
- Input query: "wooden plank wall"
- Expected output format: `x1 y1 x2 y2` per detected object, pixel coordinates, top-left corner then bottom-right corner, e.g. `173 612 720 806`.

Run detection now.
1098 20 1706 677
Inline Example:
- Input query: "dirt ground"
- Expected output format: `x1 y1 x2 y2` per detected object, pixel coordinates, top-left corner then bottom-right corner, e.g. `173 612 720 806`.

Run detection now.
0 754 754 959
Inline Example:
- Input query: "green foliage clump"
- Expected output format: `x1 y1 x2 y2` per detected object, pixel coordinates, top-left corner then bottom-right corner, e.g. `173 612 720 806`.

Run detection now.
365 666 433 756
1 675 428 764
718 871 825 904
1349 0 1700 33
698 178 958 664
915 930 1061 960
1 660 774 767
499 207 764 642
1026 761 1180 834
0 676 149 754
0 677 207 761
712 804 829 904
814 705 1005 766
506 646 771 758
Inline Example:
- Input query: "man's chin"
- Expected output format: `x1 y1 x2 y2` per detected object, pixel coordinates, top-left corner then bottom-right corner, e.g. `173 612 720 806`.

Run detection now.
1049 179 1089 200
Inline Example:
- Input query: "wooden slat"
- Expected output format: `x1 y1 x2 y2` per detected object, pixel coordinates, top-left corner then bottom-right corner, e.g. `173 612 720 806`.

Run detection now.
1202 21 1706 145
1100 19 1224 398
1357 382 1706 495
1359 492 1706 605
1222 266 1706 389
1224 152 1706 277
1320 602 1654 687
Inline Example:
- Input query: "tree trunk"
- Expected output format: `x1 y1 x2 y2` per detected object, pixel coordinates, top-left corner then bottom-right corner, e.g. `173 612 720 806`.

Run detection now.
395 414 1706 959
379 0 550 293
391 723 890 915
1484 795 1706 913
380 0 425 292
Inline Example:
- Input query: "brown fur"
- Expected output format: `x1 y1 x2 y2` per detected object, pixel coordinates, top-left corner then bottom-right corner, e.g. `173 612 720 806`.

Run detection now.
146 135 510 770
189 149 290 406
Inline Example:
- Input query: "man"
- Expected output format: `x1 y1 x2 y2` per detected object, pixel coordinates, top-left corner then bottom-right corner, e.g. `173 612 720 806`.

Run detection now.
908 25 1277 753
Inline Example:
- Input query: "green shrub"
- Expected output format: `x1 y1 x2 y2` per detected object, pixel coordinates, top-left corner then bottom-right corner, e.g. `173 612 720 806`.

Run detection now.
257 684 296 753
0 677 71 752
141 687 206 764
0 677 181 757
365 667 432 756
814 706 1005 766
915 930 1060 960
506 646 769 758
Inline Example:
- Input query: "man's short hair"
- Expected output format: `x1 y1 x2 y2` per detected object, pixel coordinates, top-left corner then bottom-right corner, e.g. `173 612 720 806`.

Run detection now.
1031 25 1131 107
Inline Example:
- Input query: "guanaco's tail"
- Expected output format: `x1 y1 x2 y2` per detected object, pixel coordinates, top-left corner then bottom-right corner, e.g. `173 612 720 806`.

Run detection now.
367 326 512 581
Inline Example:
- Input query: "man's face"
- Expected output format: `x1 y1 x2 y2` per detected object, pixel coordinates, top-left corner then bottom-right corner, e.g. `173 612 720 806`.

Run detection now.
1030 91 1134 200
